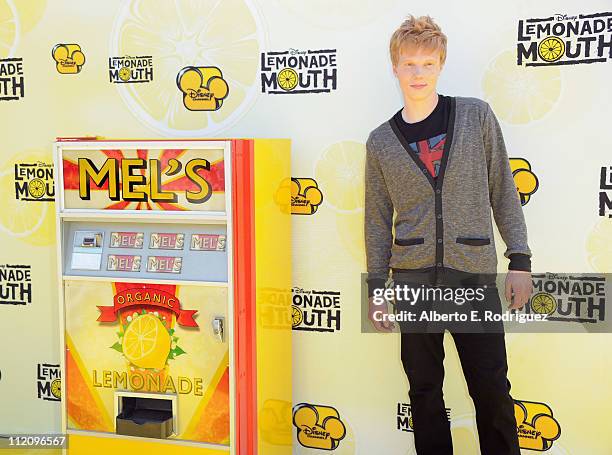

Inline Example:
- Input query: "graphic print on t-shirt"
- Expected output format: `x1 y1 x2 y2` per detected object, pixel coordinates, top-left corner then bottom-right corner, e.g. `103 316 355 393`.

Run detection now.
409 133 446 178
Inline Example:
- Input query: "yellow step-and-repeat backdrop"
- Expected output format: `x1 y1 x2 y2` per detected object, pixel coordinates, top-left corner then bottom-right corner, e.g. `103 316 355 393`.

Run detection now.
0 0 611 453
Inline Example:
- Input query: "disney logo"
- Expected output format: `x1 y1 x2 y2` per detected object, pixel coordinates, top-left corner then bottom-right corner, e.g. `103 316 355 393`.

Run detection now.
187 89 214 100
289 48 307 55
545 272 569 280
554 13 578 21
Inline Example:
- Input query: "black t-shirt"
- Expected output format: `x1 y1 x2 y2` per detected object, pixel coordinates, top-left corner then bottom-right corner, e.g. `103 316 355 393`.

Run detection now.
392 94 451 178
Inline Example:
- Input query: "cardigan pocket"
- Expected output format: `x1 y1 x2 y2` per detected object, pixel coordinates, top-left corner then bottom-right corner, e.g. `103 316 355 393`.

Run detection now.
394 237 425 246
456 237 491 246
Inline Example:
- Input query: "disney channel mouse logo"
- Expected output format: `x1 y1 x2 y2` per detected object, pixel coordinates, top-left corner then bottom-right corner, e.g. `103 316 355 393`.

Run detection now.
293 403 346 450
52 44 85 74
176 66 229 111
514 399 561 450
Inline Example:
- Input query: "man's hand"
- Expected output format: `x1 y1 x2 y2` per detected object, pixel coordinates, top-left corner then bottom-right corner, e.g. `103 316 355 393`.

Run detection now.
368 296 395 332
504 270 533 310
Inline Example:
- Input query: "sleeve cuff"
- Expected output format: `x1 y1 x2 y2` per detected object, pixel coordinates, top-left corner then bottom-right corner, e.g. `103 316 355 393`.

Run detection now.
366 277 387 298
508 253 531 272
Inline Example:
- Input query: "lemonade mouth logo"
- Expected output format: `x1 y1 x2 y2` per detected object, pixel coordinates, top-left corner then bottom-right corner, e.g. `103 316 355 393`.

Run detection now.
109 55 153 83
177 66 229 111
261 48 337 94
514 399 561 451
14 162 54 202
0 58 24 101
0 264 31 305
291 178 323 215
599 165 612 217
522 273 605 323
397 402 450 432
37 363 61 402
52 44 85 74
257 287 292 330
517 12 612 66
510 158 539 206
292 287 341 332
293 403 346 450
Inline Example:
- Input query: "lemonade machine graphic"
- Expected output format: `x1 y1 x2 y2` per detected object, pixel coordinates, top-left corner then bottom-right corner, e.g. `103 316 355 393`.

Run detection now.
54 139 291 454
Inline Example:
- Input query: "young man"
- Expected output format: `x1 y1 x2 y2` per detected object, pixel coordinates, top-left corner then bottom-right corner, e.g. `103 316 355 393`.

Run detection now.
364 16 533 455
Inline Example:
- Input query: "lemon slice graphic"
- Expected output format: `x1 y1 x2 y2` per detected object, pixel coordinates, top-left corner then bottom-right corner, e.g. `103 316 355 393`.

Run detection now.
538 36 565 62
275 0 398 29
122 313 171 370
0 170 46 238
315 141 366 212
110 0 264 136
28 178 46 199
530 292 557 315
482 50 561 124
586 219 612 272
0 0 19 58
51 379 61 399
278 68 298 91
291 306 303 327
14 0 45 33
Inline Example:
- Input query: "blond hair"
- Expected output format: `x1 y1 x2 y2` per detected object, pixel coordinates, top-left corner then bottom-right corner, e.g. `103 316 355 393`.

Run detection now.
389 15 447 66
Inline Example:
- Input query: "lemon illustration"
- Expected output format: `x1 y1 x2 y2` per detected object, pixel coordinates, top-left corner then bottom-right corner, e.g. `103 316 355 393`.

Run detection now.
118 66 131 82
28 178 46 199
0 0 19 58
315 141 366 212
0 170 55 245
278 68 298 91
110 0 264 136
530 292 557 315
122 313 171 370
538 36 565 63
13 0 45 33
586 219 612 272
291 306 303 327
275 0 398 29
51 378 61 399
482 50 561 124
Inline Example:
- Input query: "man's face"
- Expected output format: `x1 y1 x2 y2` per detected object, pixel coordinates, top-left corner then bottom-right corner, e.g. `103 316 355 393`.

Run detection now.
393 45 443 102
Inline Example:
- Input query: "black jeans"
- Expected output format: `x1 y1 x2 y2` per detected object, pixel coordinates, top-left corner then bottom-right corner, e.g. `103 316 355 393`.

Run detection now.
393 270 520 455
400 330 520 455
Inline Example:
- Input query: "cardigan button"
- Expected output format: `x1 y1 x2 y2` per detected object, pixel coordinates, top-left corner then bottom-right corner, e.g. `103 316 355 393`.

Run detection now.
437 214 442 219
422 168 428 173
437 238 442 243
435 189 441 194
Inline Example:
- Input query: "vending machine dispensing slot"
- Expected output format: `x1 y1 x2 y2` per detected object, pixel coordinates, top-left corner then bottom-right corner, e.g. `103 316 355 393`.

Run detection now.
116 395 174 439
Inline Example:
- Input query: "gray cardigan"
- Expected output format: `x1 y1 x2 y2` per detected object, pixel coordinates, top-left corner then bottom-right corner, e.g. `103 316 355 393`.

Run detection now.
365 96 531 284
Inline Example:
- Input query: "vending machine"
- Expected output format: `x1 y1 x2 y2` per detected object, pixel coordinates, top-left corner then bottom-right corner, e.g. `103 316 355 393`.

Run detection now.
54 139 292 455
